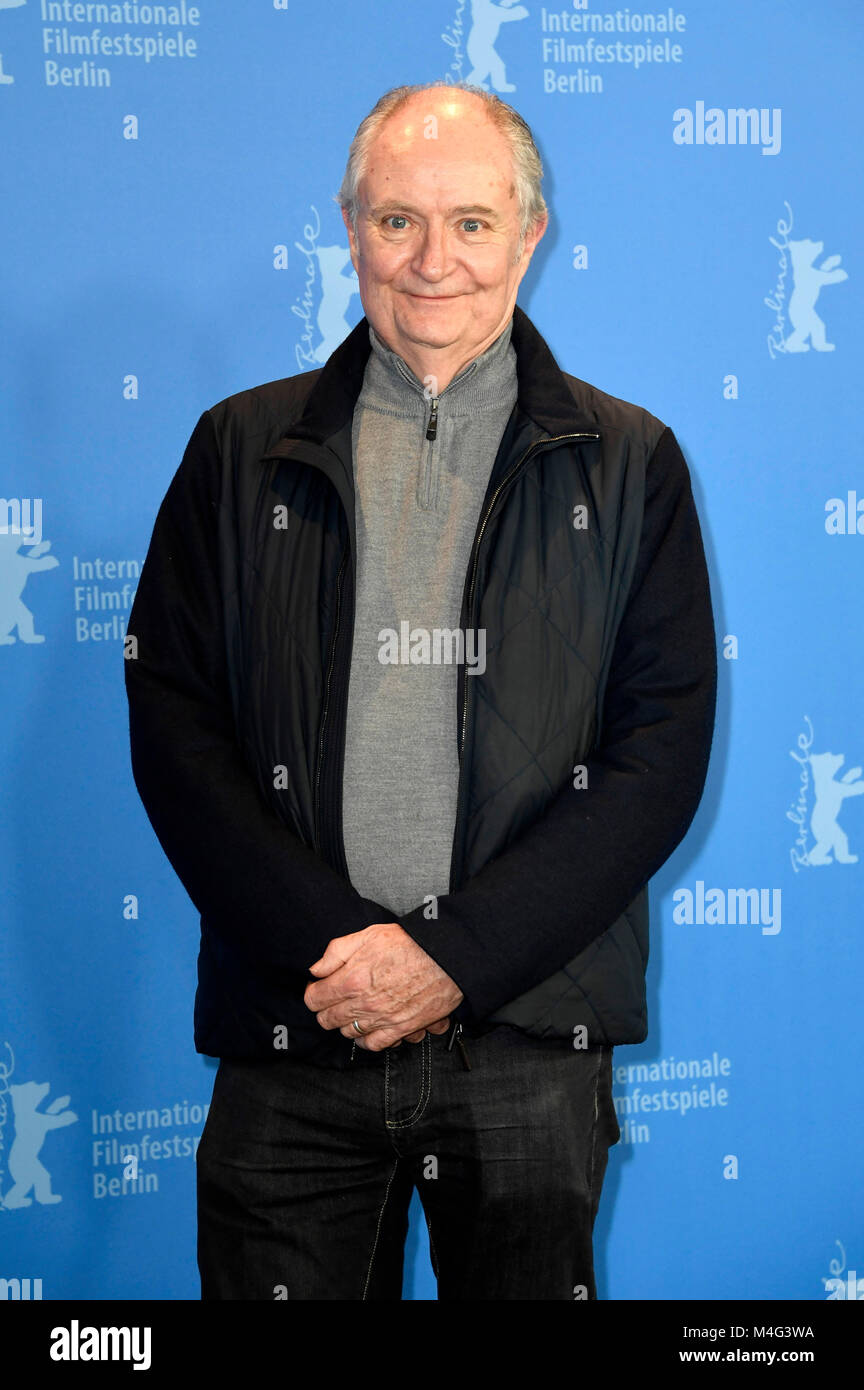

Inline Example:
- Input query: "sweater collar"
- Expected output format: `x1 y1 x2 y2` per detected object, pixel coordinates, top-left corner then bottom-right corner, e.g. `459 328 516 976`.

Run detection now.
360 317 515 415
285 303 601 444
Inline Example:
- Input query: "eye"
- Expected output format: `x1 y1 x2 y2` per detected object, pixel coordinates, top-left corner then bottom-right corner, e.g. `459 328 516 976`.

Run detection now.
461 219 483 233
384 215 409 230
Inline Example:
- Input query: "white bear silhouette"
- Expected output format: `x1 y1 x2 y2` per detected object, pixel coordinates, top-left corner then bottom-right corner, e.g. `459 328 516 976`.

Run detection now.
313 245 359 364
3 1081 78 1209
807 751 863 865
0 0 26 84
466 0 529 93
0 533 58 644
785 238 848 352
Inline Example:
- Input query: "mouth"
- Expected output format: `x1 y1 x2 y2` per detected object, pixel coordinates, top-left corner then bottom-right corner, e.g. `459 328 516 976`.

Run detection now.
404 292 460 301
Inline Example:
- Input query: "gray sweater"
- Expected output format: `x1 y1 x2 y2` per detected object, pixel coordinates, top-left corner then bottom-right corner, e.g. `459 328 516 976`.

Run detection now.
342 317 518 915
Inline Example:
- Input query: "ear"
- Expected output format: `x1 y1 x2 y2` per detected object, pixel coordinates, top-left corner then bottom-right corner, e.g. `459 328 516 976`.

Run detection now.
515 213 548 278
526 212 549 257
341 206 360 269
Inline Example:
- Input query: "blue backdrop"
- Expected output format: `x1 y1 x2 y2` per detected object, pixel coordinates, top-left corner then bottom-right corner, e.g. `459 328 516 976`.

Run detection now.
2 0 862 1301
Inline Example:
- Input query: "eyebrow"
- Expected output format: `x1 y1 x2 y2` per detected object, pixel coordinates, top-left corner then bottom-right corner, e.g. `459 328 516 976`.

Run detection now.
368 203 500 219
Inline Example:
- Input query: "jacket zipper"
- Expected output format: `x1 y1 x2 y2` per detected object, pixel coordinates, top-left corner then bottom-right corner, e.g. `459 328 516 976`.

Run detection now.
314 541 349 856
425 396 438 440
458 431 600 761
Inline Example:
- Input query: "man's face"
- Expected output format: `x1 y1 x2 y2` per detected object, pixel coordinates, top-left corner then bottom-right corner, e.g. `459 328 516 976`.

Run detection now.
342 93 546 375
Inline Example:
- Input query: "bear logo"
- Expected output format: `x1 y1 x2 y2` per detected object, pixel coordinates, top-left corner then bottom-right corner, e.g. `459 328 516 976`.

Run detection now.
0 0 27 87
785 239 848 353
312 245 359 364
2 1081 78 1209
466 0 529 93
0 532 58 645
806 751 864 866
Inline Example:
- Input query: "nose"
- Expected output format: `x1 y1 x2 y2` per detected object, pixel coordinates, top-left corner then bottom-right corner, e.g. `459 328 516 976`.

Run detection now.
412 220 448 281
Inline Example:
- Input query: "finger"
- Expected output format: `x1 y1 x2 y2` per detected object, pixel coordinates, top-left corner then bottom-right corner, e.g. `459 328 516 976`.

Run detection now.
307 950 347 979
426 1018 451 1035
307 930 366 977
355 1027 405 1053
305 966 367 1016
338 1020 375 1041
352 1036 402 1051
404 1030 427 1043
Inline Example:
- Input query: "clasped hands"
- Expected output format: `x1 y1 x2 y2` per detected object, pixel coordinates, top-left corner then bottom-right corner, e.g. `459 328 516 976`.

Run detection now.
304 922 463 1051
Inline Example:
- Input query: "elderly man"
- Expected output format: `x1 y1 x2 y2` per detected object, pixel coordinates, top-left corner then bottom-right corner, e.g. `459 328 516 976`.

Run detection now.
126 81 716 1301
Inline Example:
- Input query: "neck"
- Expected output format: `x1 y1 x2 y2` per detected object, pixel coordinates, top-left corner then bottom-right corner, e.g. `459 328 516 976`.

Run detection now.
372 310 517 393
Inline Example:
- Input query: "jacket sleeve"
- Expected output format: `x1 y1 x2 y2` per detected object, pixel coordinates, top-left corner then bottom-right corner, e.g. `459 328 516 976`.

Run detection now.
398 426 718 1021
125 407 394 971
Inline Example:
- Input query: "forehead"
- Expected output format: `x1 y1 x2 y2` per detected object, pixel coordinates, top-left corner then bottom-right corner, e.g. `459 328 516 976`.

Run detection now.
361 100 517 212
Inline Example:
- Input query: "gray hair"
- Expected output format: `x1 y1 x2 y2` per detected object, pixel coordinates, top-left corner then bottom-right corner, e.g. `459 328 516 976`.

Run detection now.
336 82 547 256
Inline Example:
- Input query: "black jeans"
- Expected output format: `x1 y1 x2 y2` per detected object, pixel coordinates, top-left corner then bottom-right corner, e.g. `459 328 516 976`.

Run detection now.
197 1024 620 1301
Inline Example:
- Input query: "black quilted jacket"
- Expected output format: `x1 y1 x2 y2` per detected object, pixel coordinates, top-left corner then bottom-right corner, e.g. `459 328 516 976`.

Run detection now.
125 305 717 1066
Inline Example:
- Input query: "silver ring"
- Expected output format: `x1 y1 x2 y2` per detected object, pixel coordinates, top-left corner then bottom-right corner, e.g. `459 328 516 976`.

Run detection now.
351 1019 365 1036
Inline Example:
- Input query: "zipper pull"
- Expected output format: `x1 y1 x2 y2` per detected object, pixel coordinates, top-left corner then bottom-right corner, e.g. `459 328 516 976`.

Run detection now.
446 1021 471 1071
425 396 438 441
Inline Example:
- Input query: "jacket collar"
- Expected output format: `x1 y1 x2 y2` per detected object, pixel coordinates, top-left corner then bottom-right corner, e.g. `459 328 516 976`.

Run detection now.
281 303 599 447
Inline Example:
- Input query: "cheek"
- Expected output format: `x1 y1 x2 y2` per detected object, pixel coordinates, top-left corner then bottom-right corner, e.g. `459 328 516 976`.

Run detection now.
363 244 410 285
467 248 517 287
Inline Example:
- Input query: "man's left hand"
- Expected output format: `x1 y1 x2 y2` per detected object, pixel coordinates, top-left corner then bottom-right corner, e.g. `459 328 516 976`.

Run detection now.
304 923 463 1051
